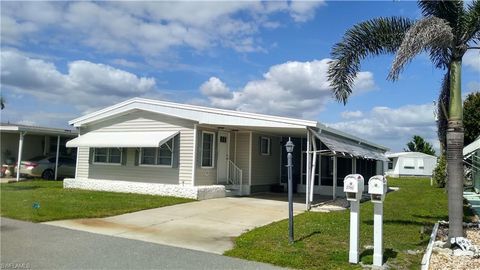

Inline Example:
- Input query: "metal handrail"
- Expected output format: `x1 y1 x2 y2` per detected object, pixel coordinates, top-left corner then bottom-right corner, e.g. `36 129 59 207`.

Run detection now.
227 160 243 195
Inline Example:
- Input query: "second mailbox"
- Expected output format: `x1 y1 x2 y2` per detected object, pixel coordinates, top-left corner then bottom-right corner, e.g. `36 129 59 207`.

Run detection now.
368 175 387 203
343 174 365 201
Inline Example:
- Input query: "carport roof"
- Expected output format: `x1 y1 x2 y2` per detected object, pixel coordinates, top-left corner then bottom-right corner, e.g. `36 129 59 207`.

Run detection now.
0 123 77 136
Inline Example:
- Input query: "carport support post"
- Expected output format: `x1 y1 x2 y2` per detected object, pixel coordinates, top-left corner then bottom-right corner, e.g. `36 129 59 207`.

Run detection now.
54 135 60 180
16 131 25 182
333 156 337 199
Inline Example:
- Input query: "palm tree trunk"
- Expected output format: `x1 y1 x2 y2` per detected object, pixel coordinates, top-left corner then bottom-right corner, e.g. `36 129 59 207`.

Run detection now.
447 59 464 240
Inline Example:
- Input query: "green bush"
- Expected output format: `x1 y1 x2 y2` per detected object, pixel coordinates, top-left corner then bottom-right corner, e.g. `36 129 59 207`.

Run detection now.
433 155 447 188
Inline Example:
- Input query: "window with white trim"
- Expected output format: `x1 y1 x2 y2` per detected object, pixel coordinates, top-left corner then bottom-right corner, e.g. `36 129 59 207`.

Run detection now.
260 136 271 155
201 132 215 168
94 148 122 164
140 138 174 166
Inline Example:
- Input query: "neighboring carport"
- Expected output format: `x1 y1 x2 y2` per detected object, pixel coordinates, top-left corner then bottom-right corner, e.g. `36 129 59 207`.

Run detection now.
0 123 77 181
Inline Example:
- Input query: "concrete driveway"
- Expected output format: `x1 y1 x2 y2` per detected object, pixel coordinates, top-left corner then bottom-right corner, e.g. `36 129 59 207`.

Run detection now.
45 196 305 254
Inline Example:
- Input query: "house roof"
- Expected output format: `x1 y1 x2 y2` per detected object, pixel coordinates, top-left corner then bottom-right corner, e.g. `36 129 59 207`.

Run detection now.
0 123 77 136
68 97 388 152
387 152 437 158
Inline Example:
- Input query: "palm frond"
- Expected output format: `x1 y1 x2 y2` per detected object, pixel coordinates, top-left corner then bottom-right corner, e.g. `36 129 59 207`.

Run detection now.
462 0 480 45
437 71 450 153
389 16 453 81
418 0 464 32
328 17 412 103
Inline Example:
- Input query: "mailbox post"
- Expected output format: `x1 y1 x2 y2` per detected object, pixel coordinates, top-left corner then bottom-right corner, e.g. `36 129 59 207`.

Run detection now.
368 175 387 267
343 174 364 264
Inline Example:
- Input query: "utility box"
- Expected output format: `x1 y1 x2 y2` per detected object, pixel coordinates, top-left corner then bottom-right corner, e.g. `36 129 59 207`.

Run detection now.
368 175 387 203
344 174 364 202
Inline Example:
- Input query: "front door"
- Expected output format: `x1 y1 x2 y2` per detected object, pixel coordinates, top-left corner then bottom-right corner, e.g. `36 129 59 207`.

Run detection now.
217 131 229 183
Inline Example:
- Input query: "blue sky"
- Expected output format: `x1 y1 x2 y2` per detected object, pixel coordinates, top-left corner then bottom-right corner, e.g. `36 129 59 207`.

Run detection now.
1 1 479 152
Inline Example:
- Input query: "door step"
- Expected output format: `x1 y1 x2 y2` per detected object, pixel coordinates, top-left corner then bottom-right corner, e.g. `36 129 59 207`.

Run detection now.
225 184 242 197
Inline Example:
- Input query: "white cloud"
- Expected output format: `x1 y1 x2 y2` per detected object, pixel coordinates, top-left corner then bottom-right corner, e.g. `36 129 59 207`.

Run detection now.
328 103 438 152
1 1 325 55
198 59 376 118
341 110 364 119
200 77 233 99
463 50 480 71
1 50 158 112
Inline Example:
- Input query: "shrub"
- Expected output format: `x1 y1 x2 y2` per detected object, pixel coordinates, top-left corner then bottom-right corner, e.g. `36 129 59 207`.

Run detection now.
433 155 447 188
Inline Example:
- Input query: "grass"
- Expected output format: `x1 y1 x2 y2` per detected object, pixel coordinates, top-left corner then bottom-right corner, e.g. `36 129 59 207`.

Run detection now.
0 180 194 222
225 177 475 270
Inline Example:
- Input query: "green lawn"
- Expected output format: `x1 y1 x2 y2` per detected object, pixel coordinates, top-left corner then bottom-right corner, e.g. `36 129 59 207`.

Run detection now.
225 177 474 270
0 180 194 222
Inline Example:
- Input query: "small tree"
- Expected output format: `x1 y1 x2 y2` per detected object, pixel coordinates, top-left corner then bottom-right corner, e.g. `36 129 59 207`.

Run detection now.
464 91 480 146
404 135 436 156
433 155 447 188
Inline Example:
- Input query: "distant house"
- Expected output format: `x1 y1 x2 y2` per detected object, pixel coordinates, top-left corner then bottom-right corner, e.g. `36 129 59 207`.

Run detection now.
464 136 480 193
0 123 77 180
385 152 437 177
65 98 389 206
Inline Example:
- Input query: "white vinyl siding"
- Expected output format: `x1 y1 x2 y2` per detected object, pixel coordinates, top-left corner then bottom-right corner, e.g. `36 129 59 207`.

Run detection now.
235 132 251 185
403 158 415 169
76 111 195 185
76 146 89 178
251 133 280 186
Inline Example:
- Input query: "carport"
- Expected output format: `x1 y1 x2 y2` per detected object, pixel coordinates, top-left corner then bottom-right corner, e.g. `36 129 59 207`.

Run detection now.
0 123 77 181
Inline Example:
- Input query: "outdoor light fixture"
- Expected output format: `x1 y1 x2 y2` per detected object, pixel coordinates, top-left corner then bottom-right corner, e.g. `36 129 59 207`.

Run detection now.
285 138 294 153
285 137 295 244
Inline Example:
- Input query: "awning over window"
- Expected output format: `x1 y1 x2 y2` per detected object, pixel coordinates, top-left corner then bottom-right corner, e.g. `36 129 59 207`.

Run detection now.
66 131 179 148
312 131 389 161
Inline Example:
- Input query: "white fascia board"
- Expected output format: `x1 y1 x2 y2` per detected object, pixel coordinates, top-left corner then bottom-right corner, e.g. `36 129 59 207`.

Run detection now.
0 125 77 136
314 124 389 152
71 97 317 129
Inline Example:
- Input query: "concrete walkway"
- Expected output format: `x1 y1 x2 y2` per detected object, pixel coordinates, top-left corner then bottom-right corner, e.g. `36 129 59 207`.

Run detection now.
45 197 305 254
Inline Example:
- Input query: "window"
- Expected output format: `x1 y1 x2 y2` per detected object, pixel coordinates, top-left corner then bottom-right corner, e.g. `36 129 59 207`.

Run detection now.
140 138 173 166
403 158 415 169
201 132 215 168
388 162 393 170
260 137 271 155
418 159 425 169
94 148 122 164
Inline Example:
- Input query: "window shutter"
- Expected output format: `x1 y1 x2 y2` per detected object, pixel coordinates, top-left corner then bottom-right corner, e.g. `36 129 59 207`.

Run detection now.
258 136 262 155
173 135 180 168
121 148 128 166
134 148 139 166
89 148 94 164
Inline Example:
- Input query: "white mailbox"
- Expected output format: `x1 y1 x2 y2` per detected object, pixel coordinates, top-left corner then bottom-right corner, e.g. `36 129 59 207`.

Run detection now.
344 174 364 202
368 175 387 203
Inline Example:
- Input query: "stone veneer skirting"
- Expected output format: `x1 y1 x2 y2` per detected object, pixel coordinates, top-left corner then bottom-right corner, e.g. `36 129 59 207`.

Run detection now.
63 178 226 200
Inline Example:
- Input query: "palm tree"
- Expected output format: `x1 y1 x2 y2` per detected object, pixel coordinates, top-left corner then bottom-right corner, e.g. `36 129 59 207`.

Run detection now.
328 0 479 241
405 135 436 156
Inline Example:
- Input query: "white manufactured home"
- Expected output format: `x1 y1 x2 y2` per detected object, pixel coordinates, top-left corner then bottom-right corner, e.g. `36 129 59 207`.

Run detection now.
385 152 437 177
65 98 388 207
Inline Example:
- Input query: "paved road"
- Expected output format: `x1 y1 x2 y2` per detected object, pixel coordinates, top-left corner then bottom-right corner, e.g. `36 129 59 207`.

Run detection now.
1 218 286 270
